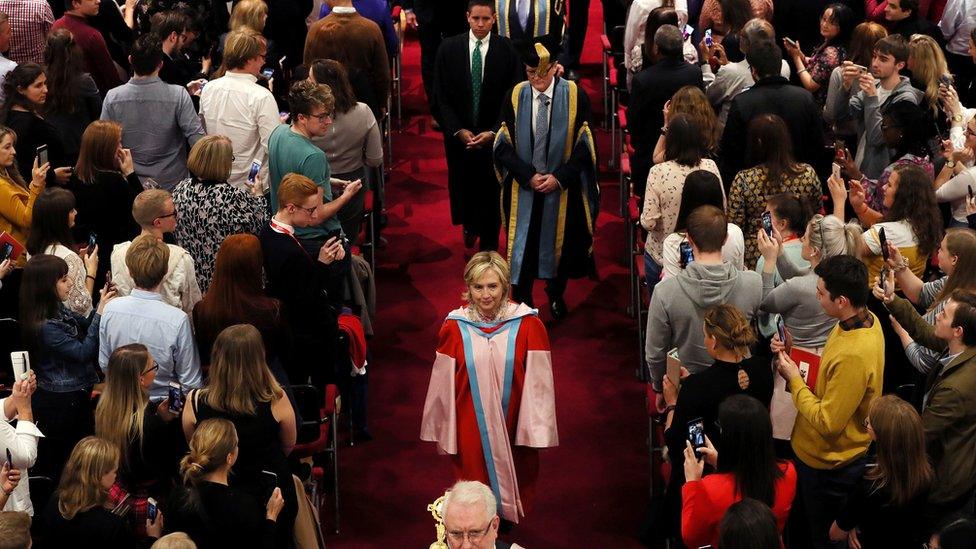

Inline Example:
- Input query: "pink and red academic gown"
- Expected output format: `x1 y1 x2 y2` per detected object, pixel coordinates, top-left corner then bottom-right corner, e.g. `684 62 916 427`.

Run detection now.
420 302 558 523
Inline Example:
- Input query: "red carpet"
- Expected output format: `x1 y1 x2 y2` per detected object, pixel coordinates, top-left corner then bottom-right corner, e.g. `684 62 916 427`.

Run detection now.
325 6 649 546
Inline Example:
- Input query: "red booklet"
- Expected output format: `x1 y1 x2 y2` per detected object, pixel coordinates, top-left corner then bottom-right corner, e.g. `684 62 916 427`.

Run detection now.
0 231 24 261
791 347 823 391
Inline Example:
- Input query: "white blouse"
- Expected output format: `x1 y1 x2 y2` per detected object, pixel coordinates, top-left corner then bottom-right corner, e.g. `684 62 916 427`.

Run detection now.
43 244 93 316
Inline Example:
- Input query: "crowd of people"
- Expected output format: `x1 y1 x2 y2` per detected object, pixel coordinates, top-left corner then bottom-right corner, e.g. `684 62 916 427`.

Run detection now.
0 0 973 546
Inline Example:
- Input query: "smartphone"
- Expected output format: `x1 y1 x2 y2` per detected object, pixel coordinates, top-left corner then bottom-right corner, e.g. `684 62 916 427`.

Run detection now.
0 243 12 261
9 351 28 382
878 227 888 261
761 211 773 237
87 232 97 250
260 470 278 500
687 418 705 460
704 29 713 47
968 184 973 201
5 448 11 468
261 68 274 80
679 241 694 269
880 266 890 294
167 381 185 415
834 140 846 161
775 316 787 344
147 497 158 522
247 160 261 185
831 162 842 180
939 74 954 87
852 63 868 74
682 24 694 40
784 37 797 47
36 144 48 167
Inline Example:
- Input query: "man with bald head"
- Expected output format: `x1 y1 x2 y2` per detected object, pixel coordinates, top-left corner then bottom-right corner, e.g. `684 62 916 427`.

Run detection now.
699 18 792 132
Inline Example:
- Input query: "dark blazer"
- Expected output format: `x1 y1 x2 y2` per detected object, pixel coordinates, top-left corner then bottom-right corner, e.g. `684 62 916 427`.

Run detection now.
498 0 565 41
719 75 826 186
627 57 704 193
433 32 523 136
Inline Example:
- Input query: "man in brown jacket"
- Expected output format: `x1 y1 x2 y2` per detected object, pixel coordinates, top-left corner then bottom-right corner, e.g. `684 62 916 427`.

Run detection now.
883 285 976 523
303 0 390 116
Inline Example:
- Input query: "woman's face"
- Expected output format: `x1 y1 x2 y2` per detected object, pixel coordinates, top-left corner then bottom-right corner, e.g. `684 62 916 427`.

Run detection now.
67 208 77 229
880 116 902 148
19 73 47 107
139 356 157 389
56 273 73 301
820 9 839 40
100 462 118 490
883 170 899 209
937 235 956 276
0 134 15 168
469 269 505 317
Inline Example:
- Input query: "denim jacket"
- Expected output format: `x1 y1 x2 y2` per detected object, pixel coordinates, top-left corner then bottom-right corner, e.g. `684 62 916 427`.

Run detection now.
37 306 101 393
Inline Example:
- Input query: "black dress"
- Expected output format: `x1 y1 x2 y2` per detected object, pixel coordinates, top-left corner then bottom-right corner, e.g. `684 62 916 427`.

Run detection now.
190 391 297 547
122 401 189 495
45 74 102 165
164 481 276 549
41 499 152 548
4 109 68 183
834 476 929 547
65 169 143 290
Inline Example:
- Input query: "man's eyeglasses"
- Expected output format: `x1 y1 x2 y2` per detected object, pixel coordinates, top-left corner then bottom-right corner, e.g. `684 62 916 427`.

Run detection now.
142 361 160 376
446 521 493 542
289 203 317 216
156 211 177 221
306 111 334 122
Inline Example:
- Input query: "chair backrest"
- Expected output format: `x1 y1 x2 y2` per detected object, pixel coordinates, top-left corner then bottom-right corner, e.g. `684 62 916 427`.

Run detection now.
291 384 325 444
29 475 55 519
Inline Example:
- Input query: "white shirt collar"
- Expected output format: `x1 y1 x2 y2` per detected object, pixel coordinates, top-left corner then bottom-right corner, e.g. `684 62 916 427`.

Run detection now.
333 6 356 13
270 215 295 235
469 30 489 47
225 70 258 83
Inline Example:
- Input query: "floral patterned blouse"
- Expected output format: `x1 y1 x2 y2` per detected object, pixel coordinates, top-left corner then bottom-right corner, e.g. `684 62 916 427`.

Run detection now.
640 159 723 264
806 44 845 106
171 177 267 293
861 154 934 217
728 164 822 269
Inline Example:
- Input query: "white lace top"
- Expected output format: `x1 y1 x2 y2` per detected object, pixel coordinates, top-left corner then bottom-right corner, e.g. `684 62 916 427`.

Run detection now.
44 244 93 316
109 240 202 317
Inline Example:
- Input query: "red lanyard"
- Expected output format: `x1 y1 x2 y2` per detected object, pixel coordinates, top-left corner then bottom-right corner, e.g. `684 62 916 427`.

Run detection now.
269 219 312 260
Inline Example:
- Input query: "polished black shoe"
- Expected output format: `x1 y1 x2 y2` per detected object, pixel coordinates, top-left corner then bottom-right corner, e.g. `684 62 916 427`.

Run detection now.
565 68 581 81
549 297 567 320
463 229 477 249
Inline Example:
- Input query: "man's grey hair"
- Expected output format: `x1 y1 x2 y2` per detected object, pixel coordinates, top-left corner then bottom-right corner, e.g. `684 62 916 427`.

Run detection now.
442 481 497 523
654 24 684 59
740 18 775 51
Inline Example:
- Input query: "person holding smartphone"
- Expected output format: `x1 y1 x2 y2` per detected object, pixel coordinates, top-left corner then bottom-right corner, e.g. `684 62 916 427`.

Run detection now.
658 305 776 543
782 4 854 107
680 394 796 549
167 418 284 548
0 370 41 515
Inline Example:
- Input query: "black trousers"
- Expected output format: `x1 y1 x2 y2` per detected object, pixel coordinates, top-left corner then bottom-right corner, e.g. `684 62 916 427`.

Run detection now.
561 0 591 70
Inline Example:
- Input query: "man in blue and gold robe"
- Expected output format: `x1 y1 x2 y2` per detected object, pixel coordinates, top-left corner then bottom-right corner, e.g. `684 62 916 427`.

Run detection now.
493 35 597 320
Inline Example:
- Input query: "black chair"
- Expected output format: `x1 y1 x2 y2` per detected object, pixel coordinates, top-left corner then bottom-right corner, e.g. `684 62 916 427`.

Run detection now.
290 383 340 533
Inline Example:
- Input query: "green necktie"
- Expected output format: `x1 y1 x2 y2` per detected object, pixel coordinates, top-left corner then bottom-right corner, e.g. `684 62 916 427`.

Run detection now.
472 39 483 122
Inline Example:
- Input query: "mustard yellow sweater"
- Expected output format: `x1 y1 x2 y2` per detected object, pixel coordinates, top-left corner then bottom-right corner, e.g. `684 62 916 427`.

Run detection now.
789 313 885 470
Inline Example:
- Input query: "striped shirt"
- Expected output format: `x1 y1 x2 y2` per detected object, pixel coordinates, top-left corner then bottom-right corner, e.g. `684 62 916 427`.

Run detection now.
0 0 54 64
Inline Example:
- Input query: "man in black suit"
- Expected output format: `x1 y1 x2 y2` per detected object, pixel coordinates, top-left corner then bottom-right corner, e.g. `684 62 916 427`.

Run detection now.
627 24 703 198
719 40 826 186
434 0 522 251
495 0 565 41
404 0 469 118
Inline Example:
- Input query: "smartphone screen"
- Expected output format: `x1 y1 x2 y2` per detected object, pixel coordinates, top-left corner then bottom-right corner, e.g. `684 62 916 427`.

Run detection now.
167 382 185 414
968 184 973 200
939 74 953 87
687 418 705 460
880 267 889 294
878 227 888 261
36 144 48 167
87 232 97 250
147 497 158 521
761 211 773 237
0 243 12 261
5 448 11 467
776 316 787 343
247 160 261 184
704 29 713 47
261 68 274 79
679 241 694 269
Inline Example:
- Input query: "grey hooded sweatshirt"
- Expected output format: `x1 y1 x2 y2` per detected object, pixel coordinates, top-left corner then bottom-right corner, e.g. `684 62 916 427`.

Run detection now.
645 262 762 390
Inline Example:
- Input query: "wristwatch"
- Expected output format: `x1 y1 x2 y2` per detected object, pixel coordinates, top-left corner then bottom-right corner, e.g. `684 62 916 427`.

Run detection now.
952 113 964 123
948 159 957 169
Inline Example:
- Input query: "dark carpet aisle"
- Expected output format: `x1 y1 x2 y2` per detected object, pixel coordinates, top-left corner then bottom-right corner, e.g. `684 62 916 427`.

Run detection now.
325 4 648 546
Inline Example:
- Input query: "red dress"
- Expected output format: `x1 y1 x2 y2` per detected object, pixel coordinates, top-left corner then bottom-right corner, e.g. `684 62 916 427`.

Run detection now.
681 461 797 548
